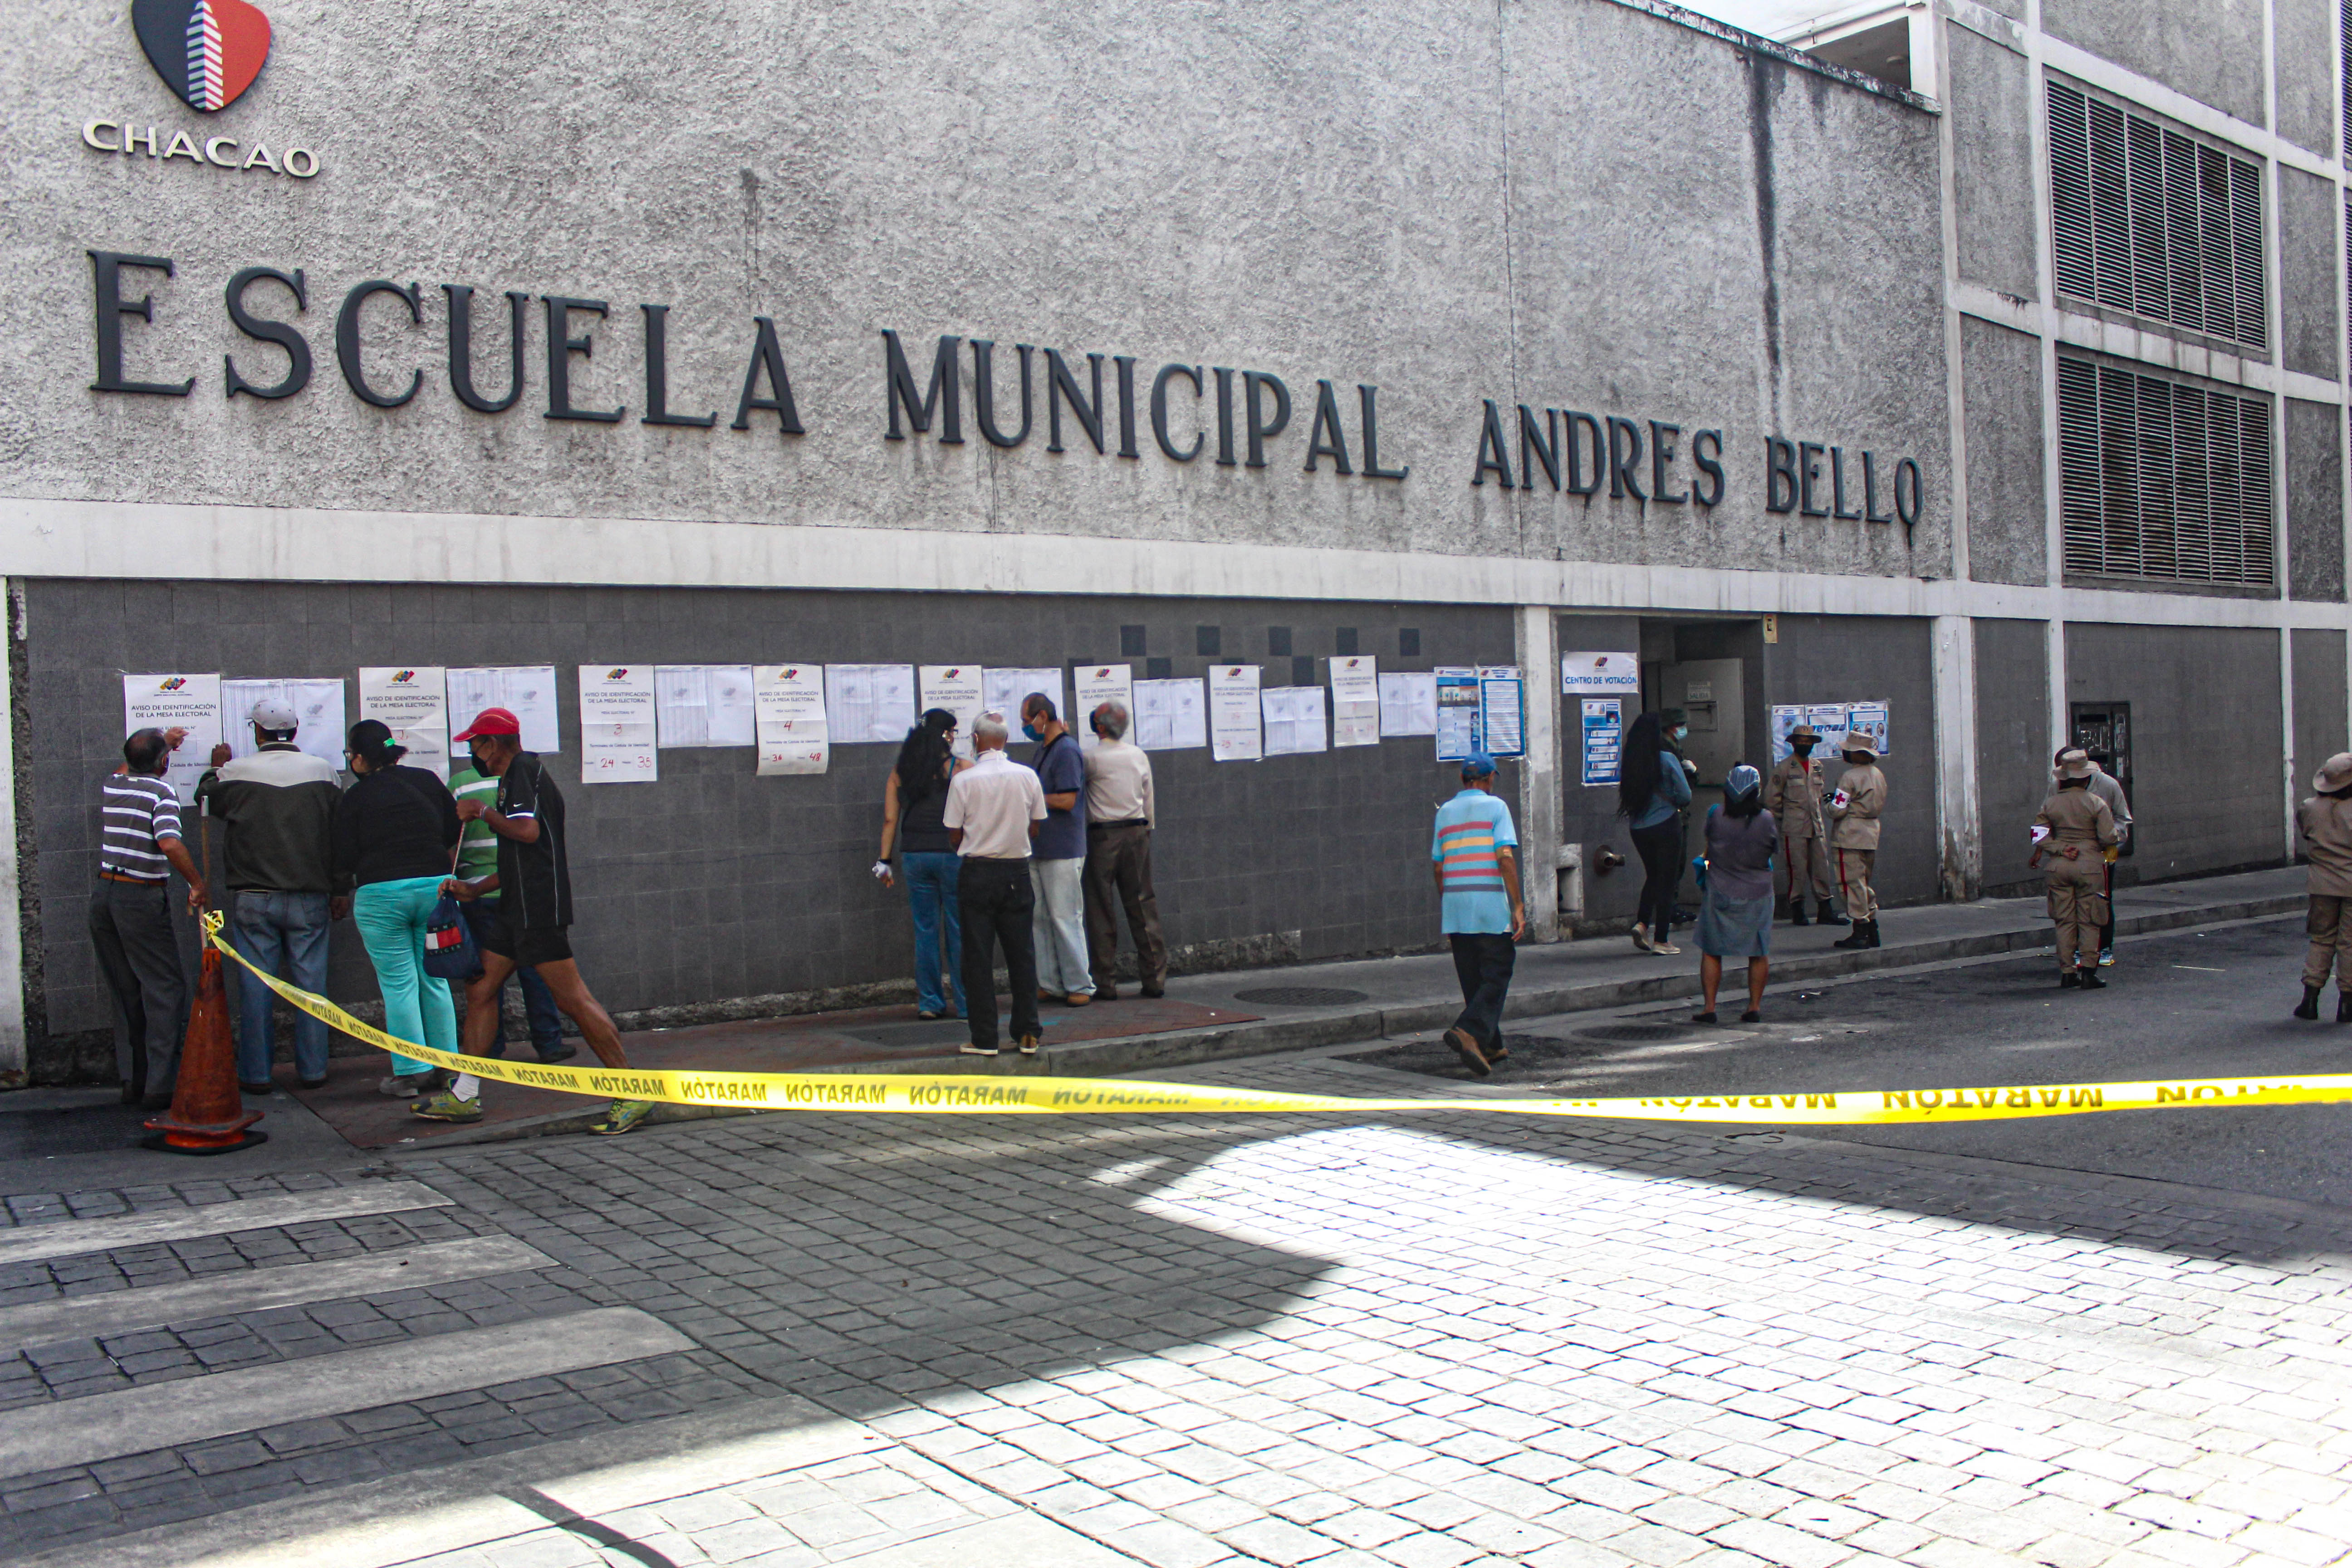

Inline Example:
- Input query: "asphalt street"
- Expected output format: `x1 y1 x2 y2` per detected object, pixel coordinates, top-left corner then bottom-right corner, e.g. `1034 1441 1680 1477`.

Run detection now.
1355 913 2352 1207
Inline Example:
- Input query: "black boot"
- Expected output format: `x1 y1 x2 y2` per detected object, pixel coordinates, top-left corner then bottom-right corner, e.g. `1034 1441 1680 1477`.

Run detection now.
1865 918 1882 949
1833 919 1872 950
1816 902 1849 926
1788 898 1808 927
2059 970 2082 988
2079 968 2106 990
2337 990 2352 1024
2296 985 2323 1020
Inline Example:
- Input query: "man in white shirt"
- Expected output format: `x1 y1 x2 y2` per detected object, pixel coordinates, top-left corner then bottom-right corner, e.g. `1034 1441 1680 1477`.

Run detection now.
1081 701 1167 999
944 712 1048 1056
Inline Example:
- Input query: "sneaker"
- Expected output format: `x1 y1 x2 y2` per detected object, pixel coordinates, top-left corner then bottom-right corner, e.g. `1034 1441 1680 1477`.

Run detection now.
2097 948 2115 968
1444 1027 1491 1078
960 1043 999 1057
239 1081 273 1096
1096 985 1120 1001
297 1076 327 1091
1140 986 1165 1000
378 1072 438 1097
1651 941 1681 956
591 1099 655 1136
1018 1035 1041 1056
916 1008 945 1021
534 1042 577 1064
1064 992 1093 1008
410 1090 483 1122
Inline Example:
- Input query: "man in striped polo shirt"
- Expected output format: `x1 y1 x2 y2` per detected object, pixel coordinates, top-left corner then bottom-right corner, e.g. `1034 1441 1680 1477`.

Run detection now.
91 726 207 1107
1432 751 1525 1078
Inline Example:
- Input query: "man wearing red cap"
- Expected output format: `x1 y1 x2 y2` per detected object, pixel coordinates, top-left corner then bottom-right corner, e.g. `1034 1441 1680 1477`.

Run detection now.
419 707 654 1135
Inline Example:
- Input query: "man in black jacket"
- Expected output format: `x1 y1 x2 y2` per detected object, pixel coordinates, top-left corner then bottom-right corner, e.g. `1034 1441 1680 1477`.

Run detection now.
415 708 654 1136
197 698 342 1092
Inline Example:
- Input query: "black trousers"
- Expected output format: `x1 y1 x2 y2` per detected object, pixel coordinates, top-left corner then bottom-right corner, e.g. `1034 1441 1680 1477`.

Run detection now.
958 858 1040 1050
88 877 186 1095
1449 932 1517 1054
1631 820 1683 944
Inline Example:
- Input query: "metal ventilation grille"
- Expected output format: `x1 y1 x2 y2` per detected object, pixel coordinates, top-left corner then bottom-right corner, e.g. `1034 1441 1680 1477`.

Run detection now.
2343 0 2352 161
2057 356 2274 586
2047 80 2266 351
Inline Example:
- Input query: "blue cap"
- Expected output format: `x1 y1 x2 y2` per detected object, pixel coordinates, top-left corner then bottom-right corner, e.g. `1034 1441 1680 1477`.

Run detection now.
1460 750 1498 779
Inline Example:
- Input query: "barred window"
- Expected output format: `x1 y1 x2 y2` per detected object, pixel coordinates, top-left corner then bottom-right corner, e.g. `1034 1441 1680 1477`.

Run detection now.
2047 79 2265 351
2057 357 2274 586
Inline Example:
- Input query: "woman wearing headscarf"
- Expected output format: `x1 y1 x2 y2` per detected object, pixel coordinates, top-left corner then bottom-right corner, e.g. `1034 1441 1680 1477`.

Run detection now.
1617 709 1691 954
1692 763 1779 1024
330 720 462 1097
875 709 969 1019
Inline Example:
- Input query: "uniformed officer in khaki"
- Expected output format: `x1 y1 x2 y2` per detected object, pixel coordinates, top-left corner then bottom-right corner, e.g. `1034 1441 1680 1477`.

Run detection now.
2293 752 2352 1022
2031 749 2118 988
1828 738 1886 949
1764 724 1843 926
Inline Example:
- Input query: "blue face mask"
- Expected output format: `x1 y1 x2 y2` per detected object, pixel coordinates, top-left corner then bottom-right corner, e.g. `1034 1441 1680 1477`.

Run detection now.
1022 723 1042 742
1673 726 1689 742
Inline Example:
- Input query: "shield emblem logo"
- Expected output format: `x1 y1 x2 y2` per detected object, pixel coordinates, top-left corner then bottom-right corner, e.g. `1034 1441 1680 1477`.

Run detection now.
131 0 272 113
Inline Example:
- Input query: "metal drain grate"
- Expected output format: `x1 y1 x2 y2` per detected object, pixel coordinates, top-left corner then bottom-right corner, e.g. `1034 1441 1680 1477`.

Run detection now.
1231 986 1372 1008
1570 1022 1711 1044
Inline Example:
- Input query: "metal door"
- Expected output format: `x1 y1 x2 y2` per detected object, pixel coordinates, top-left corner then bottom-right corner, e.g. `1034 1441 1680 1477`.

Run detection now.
2070 701 2132 856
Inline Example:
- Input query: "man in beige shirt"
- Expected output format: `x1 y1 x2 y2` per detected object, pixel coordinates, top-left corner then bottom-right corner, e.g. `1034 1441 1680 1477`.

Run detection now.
1829 739 1887 950
944 713 1048 1056
2295 752 2352 1022
1082 701 1168 999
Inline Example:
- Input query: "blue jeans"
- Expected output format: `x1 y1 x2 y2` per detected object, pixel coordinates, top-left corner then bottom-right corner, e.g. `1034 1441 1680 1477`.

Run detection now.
352 877 459 1076
902 852 966 1015
229 890 333 1083
458 894 564 1054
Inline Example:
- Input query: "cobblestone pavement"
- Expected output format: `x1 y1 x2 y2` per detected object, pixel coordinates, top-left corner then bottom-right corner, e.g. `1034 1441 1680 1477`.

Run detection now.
10 1044 2352 1567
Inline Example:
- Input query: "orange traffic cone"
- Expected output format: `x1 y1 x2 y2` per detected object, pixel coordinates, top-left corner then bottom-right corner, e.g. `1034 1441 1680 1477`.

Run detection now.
143 943 267 1155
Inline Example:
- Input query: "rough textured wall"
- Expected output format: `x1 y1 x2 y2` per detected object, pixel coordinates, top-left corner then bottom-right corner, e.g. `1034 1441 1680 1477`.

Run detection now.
2066 622 2283 878
2279 167 2345 383
2041 0 2267 127
3 0 1948 580
1960 318 2048 586
2288 398 2347 603
21 578 1512 1054
1759 615 1937 906
1973 617 2050 897
2274 0 2340 158
2292 629 2348 802
1947 24 2038 303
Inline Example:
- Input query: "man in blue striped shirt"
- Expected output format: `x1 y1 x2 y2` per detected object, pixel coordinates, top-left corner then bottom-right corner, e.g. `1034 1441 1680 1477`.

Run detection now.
91 727 207 1107
1431 751 1524 1079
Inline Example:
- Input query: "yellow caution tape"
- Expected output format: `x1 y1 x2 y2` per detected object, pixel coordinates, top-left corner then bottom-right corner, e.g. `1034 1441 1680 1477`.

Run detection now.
203 916 2352 1125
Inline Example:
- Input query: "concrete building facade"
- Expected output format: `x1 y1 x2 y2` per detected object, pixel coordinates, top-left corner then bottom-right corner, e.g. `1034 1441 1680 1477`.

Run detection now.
0 0 2343 1080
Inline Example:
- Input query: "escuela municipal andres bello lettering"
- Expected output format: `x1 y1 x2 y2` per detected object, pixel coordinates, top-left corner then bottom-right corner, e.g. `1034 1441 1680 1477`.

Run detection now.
80 249 1924 524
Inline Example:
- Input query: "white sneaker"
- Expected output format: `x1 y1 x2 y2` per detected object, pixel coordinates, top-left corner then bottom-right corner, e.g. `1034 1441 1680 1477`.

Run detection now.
959 1043 999 1057
2098 949 2116 968
1651 941 1682 956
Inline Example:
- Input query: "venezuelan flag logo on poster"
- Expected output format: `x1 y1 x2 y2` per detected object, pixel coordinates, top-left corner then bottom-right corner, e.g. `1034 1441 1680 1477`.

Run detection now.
131 0 272 113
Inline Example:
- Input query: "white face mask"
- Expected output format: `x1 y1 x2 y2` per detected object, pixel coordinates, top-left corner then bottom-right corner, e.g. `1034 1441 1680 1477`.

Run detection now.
1672 726 1688 742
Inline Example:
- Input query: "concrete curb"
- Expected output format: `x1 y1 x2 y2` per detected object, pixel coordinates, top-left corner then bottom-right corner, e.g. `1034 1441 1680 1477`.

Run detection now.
401 893 2301 1150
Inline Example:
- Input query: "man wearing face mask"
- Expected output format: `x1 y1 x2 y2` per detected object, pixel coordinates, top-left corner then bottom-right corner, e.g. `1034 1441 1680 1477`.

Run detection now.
1020 693 1094 1007
1661 708 1700 928
1764 724 1843 926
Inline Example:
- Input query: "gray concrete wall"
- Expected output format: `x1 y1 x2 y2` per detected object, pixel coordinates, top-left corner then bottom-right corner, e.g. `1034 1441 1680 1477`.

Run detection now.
19 578 1512 1071
2279 167 2344 383
2288 397 2347 603
1555 614 1646 930
1947 24 2039 303
1961 318 2049 586
2274 0 2340 158
2066 622 2284 878
2041 0 2267 126
1974 618 2051 897
3 0 1949 582
2292 629 2349 802
1759 615 1938 906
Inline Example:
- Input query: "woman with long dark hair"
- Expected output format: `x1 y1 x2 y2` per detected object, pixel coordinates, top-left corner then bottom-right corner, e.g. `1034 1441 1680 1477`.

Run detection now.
875 709 969 1019
331 719 462 1096
1617 709 1691 954
1693 762 1779 1023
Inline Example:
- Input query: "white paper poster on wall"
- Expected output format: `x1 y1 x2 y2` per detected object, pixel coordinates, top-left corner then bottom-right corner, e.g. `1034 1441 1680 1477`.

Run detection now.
1207 665 1263 762
1581 698 1625 786
1132 679 1206 751
1562 651 1641 696
754 663 829 775
918 665 985 759
824 664 917 744
1806 702 1852 759
653 666 756 748
445 666 560 755
1072 664 1134 751
1261 686 1329 757
1378 671 1437 737
123 673 223 802
983 667 1064 729
221 678 346 771
358 666 449 781
1330 656 1379 748
1434 667 1480 762
577 664 658 783
1844 701 1891 755
1478 665 1526 759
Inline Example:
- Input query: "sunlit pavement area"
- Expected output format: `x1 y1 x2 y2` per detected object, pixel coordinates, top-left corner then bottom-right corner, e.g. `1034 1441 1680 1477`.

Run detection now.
4 917 2351 1568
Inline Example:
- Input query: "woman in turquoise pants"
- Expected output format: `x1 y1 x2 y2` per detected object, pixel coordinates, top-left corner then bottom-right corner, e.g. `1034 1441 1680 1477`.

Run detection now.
331 721 463 1093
